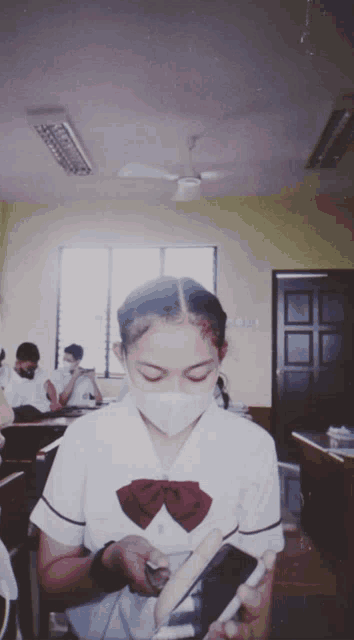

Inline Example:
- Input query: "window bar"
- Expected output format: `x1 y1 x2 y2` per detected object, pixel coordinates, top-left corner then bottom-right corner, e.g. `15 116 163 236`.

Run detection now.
160 247 165 276
105 248 113 378
55 247 64 369
213 246 217 294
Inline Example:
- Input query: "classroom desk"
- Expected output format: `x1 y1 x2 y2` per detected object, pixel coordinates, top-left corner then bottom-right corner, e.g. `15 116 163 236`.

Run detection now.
292 431 354 556
11 416 77 428
1 412 93 504
10 406 95 427
293 431 354 636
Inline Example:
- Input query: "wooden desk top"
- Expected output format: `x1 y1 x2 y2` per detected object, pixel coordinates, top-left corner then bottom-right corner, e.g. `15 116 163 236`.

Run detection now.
8 405 103 427
10 417 75 427
292 431 354 462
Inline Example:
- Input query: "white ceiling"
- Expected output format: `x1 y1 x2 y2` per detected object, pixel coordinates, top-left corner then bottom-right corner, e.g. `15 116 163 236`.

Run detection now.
1 0 353 205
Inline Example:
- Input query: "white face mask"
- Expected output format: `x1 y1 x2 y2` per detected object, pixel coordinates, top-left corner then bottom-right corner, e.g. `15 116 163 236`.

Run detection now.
129 386 215 437
62 362 74 372
125 352 217 436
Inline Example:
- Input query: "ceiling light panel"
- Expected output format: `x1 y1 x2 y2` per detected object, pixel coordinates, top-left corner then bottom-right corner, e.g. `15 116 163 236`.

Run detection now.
27 107 93 176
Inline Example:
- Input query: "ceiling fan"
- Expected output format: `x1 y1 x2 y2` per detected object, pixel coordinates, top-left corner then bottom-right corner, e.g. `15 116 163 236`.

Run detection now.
118 135 231 201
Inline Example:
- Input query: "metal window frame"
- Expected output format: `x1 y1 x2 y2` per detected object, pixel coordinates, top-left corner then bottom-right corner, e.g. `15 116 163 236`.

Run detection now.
55 245 218 377
54 247 64 370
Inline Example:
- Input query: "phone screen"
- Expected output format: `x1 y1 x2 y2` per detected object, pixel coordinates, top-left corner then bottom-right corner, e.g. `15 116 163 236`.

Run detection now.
169 544 258 639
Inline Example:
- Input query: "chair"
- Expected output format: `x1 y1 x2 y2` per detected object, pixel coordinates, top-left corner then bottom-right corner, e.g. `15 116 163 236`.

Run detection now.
0 471 27 550
29 436 68 639
0 471 31 639
1 426 67 510
1 436 65 639
1 425 66 463
35 436 64 501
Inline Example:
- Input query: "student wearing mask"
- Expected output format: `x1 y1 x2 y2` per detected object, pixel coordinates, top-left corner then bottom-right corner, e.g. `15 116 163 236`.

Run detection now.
31 277 284 640
52 344 103 407
0 347 11 390
3 342 61 413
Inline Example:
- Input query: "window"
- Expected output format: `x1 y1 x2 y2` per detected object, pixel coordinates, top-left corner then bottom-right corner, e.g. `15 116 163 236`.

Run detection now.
56 246 217 376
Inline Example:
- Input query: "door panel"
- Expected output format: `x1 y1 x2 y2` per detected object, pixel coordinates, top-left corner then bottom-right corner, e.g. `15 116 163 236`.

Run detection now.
273 271 354 461
286 333 312 364
286 292 312 323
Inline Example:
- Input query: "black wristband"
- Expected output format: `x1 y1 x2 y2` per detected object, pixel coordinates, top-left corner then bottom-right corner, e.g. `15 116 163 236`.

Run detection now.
89 540 126 593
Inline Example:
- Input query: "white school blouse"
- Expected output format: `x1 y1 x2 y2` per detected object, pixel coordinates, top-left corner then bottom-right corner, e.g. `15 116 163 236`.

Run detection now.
30 394 284 559
51 369 96 406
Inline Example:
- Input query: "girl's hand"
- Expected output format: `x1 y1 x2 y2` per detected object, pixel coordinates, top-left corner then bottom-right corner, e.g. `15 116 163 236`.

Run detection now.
102 535 170 596
206 550 276 640
50 401 62 411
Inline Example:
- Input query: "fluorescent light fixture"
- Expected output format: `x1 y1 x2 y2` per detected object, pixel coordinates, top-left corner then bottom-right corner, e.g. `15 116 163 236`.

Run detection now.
276 273 328 278
306 93 354 169
27 107 93 176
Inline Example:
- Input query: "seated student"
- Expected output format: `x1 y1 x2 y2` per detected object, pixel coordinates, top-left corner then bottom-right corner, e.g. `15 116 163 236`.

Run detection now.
0 347 11 390
3 342 61 414
52 344 102 407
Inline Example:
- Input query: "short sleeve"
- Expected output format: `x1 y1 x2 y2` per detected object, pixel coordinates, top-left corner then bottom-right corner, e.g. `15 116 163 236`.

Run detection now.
227 433 285 557
37 368 50 385
3 376 22 409
30 420 88 547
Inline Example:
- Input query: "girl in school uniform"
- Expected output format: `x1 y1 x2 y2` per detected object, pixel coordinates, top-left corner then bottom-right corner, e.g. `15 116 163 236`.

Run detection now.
30 276 284 640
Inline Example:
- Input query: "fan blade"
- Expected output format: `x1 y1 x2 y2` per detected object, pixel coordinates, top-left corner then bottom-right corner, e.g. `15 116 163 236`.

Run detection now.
118 163 179 181
200 170 231 181
171 178 201 202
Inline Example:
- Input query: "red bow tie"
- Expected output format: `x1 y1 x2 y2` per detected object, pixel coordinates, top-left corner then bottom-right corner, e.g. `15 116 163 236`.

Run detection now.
117 479 212 532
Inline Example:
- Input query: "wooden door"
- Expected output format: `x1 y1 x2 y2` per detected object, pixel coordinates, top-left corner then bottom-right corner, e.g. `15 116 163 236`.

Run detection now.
273 270 354 461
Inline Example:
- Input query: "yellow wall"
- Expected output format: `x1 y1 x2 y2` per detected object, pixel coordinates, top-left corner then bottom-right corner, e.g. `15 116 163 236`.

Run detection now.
1 184 353 405
0 201 10 276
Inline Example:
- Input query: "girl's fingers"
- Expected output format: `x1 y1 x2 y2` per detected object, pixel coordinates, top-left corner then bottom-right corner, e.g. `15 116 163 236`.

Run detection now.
206 620 249 640
263 550 276 572
205 621 225 639
224 620 239 638
148 548 170 569
236 551 276 608
237 584 262 610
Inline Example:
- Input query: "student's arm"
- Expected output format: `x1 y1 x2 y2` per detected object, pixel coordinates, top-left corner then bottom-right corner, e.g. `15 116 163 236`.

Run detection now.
45 380 62 411
38 532 105 606
58 369 82 406
0 388 14 428
38 531 169 607
86 371 103 403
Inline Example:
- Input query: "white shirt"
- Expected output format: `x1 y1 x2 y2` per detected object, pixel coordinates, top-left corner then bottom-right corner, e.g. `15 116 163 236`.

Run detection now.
0 364 11 390
31 394 284 639
51 369 96 406
31 394 284 556
3 367 50 412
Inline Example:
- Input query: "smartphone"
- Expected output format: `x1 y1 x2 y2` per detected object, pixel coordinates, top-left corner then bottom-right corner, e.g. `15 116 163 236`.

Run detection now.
154 544 265 640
